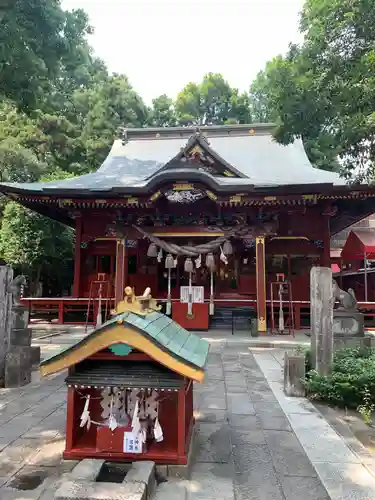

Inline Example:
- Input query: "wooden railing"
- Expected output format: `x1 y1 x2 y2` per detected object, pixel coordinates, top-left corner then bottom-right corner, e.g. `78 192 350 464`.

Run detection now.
21 296 375 330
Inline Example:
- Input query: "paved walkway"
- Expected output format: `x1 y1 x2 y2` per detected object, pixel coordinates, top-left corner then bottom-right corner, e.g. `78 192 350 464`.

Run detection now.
184 344 330 500
0 331 375 498
254 348 375 500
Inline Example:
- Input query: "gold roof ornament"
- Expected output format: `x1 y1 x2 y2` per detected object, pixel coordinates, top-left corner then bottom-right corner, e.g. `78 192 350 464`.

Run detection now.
113 286 161 317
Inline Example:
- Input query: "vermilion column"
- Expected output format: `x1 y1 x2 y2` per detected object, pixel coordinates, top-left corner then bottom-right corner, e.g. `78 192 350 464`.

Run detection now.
256 236 267 333
115 239 126 305
73 216 82 297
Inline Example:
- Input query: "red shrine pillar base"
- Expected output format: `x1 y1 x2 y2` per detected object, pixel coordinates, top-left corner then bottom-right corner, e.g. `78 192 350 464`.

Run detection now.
256 236 267 334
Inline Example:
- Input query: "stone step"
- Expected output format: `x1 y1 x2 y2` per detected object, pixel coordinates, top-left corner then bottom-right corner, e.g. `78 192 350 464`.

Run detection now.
54 480 146 500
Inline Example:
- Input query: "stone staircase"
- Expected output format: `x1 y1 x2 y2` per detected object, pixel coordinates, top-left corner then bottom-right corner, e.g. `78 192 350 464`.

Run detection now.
209 305 256 332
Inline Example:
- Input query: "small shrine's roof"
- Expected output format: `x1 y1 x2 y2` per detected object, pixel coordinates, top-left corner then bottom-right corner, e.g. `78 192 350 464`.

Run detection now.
0 124 345 197
66 360 183 390
40 310 210 383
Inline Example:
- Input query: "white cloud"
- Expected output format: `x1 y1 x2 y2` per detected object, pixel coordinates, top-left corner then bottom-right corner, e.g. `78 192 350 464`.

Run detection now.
62 0 304 104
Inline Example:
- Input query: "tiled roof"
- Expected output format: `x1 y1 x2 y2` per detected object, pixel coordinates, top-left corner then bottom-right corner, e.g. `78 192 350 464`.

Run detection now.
40 310 210 373
0 124 345 196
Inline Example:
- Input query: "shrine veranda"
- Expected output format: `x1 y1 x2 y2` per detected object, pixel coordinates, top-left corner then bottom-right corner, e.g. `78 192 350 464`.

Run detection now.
2 123 375 332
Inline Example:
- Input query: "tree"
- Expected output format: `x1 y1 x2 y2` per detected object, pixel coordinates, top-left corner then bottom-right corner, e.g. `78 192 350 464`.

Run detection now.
175 73 252 125
250 0 375 176
0 0 94 111
249 72 274 123
73 75 149 170
0 0 17 22
0 171 75 294
150 94 176 127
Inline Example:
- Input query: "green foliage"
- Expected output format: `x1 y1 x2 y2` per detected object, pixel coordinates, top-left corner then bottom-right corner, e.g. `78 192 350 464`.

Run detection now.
175 73 252 126
251 0 375 177
357 386 375 425
0 200 74 289
75 75 149 170
304 347 375 410
0 0 93 111
150 94 176 127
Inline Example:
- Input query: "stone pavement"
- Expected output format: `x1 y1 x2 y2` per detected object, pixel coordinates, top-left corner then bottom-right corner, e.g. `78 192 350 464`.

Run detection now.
179 344 330 500
0 371 75 499
254 348 375 500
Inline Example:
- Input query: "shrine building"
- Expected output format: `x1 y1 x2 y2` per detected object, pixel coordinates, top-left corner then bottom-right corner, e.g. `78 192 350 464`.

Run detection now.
2 124 375 332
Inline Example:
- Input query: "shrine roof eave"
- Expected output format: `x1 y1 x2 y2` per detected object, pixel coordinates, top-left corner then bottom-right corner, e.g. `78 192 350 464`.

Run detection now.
40 310 210 383
0 166 362 198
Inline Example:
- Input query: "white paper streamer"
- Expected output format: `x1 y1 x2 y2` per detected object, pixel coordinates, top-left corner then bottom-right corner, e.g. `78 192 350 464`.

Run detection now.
80 395 91 430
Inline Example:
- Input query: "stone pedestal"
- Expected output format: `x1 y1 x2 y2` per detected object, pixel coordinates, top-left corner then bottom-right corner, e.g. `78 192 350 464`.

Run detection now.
284 352 305 397
310 266 334 376
5 304 33 388
10 328 32 346
31 346 41 366
333 311 364 337
12 304 29 329
5 346 32 387
334 336 371 351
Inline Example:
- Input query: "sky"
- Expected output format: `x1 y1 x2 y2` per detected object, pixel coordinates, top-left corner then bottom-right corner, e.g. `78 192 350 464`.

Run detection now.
62 0 305 104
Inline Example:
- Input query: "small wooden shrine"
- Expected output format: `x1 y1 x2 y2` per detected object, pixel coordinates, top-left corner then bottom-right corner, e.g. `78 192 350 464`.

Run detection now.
40 287 209 464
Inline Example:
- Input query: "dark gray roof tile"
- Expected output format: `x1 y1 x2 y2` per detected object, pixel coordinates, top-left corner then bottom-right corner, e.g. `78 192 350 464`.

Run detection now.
0 124 346 195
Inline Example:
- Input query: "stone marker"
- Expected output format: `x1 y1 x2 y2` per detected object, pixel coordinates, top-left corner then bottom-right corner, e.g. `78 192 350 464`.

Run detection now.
4 273 38 387
310 266 333 376
0 266 13 384
284 351 305 397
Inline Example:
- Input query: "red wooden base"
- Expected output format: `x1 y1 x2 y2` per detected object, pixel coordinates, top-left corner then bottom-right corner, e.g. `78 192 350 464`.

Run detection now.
172 302 209 330
63 447 188 465
64 380 195 465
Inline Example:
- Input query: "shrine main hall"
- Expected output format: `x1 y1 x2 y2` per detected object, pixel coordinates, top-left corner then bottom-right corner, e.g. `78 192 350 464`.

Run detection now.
2 124 375 332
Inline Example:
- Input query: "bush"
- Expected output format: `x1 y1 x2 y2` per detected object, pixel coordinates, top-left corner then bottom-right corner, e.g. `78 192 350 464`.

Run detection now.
304 347 375 408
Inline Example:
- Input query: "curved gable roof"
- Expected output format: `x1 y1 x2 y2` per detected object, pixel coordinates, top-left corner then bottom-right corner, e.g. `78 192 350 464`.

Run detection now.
0 124 345 196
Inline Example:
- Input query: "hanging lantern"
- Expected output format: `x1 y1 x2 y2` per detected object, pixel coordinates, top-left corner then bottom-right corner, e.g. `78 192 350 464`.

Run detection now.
184 257 194 273
223 239 233 255
165 254 175 269
205 253 215 271
147 243 158 258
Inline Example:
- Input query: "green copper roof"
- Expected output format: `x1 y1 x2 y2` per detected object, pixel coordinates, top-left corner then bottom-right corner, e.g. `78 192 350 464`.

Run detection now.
40 310 210 372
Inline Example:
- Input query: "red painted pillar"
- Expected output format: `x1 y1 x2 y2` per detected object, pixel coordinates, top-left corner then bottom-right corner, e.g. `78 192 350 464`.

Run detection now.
73 216 82 297
64 387 75 454
177 384 186 462
115 239 126 306
256 236 267 333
